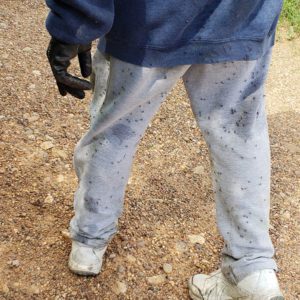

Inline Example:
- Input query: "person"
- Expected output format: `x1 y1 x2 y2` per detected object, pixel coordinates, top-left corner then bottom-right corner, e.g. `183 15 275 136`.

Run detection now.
45 1 284 299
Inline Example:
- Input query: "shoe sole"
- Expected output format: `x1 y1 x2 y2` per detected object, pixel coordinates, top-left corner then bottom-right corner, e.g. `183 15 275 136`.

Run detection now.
188 278 284 300
188 289 284 300
68 258 100 276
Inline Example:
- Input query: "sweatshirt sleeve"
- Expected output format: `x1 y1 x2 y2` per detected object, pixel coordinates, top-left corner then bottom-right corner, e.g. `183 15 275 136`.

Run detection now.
45 0 114 45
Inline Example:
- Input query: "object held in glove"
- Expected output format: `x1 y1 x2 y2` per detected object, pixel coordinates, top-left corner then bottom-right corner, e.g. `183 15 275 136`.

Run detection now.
47 38 92 99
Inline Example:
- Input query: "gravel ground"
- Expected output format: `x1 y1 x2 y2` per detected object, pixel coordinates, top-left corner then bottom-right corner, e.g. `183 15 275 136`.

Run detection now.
0 1 299 299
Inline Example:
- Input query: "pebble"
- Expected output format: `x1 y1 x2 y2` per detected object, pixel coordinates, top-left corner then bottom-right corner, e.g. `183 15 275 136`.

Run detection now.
146 274 166 285
113 281 127 295
9 259 20 267
23 47 32 52
117 265 126 274
282 211 291 219
61 229 70 239
136 240 145 248
175 241 188 253
163 263 172 274
0 22 8 29
23 112 39 122
52 148 68 159
193 165 205 175
44 194 54 204
188 234 206 245
0 283 9 294
56 174 65 183
32 70 41 76
126 254 137 263
30 285 40 294
33 149 48 161
27 134 36 141
40 141 54 150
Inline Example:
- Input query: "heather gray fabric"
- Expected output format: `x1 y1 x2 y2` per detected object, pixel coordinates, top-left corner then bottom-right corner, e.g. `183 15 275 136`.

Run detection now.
70 50 277 283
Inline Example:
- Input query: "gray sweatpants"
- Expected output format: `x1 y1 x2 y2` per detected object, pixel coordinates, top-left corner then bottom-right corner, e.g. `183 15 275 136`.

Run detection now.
70 50 277 283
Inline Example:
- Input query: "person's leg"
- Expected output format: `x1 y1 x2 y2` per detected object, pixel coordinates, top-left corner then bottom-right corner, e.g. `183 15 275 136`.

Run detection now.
89 50 110 123
70 52 190 249
183 51 278 284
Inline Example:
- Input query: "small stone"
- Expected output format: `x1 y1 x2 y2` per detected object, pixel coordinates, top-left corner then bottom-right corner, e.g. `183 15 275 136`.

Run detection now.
52 148 68 159
44 194 54 204
128 176 133 185
32 149 48 161
194 243 202 251
163 263 172 274
188 234 206 245
24 113 39 122
30 286 40 294
10 259 20 267
29 114 39 122
28 84 36 90
40 141 54 150
0 23 8 29
0 283 9 294
117 265 125 273
32 70 41 76
27 134 36 141
109 253 116 259
175 241 187 253
23 47 32 52
45 135 54 141
282 211 291 219
193 166 205 175
61 229 70 239
136 240 145 248
146 274 166 285
126 254 136 263
56 174 65 183
113 281 127 295
23 113 30 119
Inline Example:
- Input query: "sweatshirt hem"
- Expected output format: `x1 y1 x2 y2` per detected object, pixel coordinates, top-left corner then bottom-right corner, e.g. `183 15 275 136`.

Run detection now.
98 33 275 67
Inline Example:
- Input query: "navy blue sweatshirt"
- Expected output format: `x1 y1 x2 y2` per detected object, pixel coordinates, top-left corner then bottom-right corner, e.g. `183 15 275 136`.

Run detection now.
46 0 283 67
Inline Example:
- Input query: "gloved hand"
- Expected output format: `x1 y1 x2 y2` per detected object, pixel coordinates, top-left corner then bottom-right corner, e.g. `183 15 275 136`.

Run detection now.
47 37 92 99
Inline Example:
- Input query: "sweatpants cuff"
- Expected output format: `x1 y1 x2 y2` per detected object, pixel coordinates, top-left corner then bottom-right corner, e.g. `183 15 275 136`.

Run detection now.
69 227 112 249
222 260 278 285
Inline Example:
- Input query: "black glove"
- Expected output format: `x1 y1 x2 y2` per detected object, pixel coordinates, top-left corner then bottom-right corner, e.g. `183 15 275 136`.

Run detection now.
47 37 92 99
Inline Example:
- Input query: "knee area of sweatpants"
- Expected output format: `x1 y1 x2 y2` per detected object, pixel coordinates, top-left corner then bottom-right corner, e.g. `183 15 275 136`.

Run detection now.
197 115 266 145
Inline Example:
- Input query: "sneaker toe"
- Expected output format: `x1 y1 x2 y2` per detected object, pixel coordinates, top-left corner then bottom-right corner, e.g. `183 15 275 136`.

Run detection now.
188 275 209 299
69 247 101 275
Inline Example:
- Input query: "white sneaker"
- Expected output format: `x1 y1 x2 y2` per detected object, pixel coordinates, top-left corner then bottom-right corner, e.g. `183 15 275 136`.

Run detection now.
188 269 284 300
68 241 107 276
